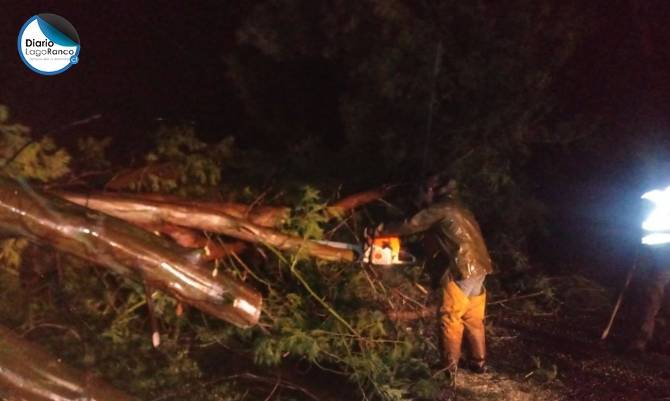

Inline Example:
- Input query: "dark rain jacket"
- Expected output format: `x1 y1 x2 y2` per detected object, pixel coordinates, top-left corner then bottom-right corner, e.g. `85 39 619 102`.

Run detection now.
381 198 493 281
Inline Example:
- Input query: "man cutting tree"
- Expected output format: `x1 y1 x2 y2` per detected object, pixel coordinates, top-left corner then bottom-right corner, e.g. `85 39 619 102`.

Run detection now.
378 174 493 391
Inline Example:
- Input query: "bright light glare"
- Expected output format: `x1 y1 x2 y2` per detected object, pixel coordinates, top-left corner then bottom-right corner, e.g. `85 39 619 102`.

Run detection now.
642 233 670 245
234 298 258 316
642 186 670 232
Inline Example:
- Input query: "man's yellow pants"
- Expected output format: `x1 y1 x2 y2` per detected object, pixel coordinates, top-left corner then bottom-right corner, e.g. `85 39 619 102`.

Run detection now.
440 280 486 371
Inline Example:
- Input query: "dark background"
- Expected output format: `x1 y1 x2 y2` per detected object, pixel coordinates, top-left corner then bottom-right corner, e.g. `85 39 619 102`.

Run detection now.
2 1 670 282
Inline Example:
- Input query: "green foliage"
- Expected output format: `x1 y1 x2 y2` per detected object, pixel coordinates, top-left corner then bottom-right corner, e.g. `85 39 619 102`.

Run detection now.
284 186 329 240
142 125 235 195
76 136 112 170
0 238 29 270
0 105 71 181
0 239 30 326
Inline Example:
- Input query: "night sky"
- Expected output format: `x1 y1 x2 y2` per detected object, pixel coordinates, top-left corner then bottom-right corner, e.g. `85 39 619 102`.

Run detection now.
2 1 670 275
2 2 252 141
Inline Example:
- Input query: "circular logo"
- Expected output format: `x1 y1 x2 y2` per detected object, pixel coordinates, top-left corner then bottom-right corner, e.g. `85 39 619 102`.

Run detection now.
17 14 80 76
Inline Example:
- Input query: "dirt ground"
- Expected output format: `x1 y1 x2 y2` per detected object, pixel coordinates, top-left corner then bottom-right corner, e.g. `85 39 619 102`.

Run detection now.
452 282 670 401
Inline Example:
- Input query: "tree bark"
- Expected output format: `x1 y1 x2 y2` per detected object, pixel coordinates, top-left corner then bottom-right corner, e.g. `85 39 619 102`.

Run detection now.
139 222 249 261
0 324 141 401
56 192 356 263
0 176 262 328
84 191 289 228
325 185 394 217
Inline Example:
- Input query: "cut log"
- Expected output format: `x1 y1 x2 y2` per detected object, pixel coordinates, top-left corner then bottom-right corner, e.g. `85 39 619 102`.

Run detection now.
57 192 356 263
0 176 262 328
0 324 141 401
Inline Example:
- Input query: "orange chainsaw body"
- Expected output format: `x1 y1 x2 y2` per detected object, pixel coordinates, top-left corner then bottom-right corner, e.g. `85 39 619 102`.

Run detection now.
364 236 402 266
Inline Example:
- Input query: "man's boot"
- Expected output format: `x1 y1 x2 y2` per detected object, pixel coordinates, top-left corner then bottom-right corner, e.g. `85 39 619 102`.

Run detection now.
440 281 469 375
463 290 487 373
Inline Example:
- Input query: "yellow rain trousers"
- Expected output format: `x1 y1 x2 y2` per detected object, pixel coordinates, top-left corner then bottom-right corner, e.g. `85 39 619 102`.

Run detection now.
440 280 486 371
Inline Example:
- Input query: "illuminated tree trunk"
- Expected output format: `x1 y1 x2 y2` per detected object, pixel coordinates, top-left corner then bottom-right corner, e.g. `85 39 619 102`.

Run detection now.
0 324 141 401
63 190 290 228
0 176 262 328
57 192 356 262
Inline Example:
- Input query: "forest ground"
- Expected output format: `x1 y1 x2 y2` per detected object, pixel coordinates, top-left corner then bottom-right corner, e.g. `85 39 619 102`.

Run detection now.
451 275 670 401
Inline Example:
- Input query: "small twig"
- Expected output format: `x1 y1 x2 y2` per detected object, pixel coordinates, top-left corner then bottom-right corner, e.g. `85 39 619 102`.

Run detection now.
144 280 160 348
361 267 380 297
393 288 426 310
229 248 273 290
375 198 404 215
223 373 320 401
264 376 281 401
488 291 546 306
490 335 519 341
387 306 437 321
245 187 272 218
22 323 82 341
431 365 450 379
324 214 355 238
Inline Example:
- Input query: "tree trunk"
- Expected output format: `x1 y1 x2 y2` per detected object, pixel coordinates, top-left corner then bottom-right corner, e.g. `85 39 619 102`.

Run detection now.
325 185 394 217
0 176 262 328
139 222 249 261
57 192 356 263
77 191 289 228
0 324 141 401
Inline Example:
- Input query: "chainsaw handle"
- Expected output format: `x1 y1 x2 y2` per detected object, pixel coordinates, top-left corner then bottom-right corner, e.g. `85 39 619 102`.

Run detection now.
398 250 417 265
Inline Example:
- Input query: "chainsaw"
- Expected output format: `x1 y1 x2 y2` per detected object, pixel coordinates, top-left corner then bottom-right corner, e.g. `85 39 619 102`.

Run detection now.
317 234 417 268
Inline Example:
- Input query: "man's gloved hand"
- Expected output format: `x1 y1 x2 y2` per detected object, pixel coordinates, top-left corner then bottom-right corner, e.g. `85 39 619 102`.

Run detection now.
363 224 384 240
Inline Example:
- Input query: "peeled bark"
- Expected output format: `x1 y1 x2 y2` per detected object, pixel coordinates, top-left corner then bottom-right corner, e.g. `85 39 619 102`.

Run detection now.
0 324 141 401
57 192 356 263
0 176 262 328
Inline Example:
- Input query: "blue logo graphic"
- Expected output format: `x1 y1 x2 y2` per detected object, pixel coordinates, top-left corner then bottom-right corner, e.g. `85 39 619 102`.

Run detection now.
18 14 80 76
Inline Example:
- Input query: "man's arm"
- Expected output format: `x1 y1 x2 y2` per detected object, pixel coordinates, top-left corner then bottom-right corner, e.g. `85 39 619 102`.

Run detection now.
380 204 446 236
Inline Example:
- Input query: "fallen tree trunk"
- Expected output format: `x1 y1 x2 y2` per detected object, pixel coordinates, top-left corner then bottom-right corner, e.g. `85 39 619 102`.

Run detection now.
57 185 390 229
140 222 249 261
57 192 356 262
0 176 262 328
86 191 290 228
325 185 394 217
0 324 141 401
